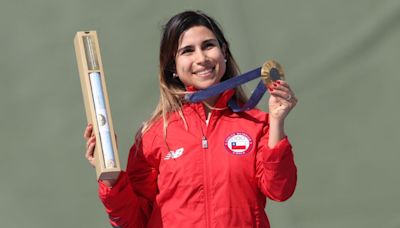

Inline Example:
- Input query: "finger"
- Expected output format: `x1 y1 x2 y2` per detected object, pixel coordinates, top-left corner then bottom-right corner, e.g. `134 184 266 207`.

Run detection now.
86 135 96 149
292 95 299 103
85 143 96 168
270 89 296 103
84 124 93 140
270 88 289 99
276 80 292 90
274 81 295 97
271 82 290 93
272 81 297 96
85 141 95 160
286 94 298 105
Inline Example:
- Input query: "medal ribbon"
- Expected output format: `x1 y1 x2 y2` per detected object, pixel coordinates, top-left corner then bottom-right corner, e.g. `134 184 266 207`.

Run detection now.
185 66 281 112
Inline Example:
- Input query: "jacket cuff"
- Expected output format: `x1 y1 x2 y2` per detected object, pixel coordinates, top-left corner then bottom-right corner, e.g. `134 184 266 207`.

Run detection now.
98 171 136 208
263 136 293 163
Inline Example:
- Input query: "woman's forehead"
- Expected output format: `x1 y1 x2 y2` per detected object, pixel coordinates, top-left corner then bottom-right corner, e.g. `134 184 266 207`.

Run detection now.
178 26 216 47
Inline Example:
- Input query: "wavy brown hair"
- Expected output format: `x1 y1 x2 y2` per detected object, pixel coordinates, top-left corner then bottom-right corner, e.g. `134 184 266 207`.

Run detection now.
141 10 248 136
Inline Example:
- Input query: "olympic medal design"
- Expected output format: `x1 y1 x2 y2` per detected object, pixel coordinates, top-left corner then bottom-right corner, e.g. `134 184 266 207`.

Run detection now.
224 132 253 155
261 60 285 88
98 114 106 126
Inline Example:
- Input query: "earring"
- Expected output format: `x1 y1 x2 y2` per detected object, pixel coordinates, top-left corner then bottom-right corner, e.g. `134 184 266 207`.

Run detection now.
224 59 227 63
172 73 178 78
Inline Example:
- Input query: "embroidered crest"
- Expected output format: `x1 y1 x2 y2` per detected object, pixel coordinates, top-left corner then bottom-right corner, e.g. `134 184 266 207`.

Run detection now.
224 132 253 155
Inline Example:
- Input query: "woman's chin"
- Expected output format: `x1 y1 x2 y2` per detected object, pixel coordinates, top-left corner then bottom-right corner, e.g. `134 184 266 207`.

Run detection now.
190 76 223 89
193 81 219 90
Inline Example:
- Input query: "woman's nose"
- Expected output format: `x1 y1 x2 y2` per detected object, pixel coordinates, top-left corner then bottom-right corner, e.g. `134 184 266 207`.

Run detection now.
194 49 207 63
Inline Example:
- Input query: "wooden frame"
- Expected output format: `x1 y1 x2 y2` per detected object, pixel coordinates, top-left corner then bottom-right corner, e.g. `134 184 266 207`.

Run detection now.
74 31 121 180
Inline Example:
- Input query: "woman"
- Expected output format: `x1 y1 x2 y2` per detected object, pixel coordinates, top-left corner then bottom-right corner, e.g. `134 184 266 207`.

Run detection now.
84 10 298 228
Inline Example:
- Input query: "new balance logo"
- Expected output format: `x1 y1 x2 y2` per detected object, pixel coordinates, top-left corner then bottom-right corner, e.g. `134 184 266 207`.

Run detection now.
164 148 184 160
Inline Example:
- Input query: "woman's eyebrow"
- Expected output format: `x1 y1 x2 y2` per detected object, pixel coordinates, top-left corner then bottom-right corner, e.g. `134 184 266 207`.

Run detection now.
177 38 218 53
177 45 192 53
205 38 218 42
202 38 218 44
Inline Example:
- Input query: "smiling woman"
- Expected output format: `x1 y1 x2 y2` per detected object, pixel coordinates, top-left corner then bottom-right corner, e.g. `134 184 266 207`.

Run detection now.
174 26 226 91
83 10 298 228
155 10 249 128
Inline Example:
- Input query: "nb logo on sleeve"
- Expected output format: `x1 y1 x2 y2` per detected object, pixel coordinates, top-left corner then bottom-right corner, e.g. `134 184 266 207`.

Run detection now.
164 148 184 160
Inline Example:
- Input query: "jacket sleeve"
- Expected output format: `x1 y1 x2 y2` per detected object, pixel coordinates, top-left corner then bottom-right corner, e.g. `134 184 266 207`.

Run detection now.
255 123 297 202
98 140 158 228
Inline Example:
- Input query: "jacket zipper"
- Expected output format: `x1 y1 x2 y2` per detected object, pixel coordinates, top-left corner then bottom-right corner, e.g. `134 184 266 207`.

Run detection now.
198 110 211 228
202 111 212 228
193 104 213 228
202 136 208 149
203 112 210 149
202 137 211 228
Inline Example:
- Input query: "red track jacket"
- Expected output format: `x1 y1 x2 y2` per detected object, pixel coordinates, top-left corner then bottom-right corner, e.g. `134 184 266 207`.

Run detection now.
98 90 297 228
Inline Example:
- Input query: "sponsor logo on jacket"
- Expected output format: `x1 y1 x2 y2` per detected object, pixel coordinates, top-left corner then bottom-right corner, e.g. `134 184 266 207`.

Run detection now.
164 148 184 160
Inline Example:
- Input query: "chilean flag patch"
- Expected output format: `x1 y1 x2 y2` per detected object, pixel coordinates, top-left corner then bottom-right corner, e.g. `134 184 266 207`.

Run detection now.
224 132 253 155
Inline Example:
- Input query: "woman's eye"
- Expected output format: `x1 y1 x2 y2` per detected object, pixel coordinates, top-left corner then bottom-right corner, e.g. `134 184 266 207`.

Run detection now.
180 48 193 55
204 42 215 49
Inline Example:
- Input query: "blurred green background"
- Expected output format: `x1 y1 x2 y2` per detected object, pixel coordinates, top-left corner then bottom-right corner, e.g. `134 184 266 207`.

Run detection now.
1 0 399 227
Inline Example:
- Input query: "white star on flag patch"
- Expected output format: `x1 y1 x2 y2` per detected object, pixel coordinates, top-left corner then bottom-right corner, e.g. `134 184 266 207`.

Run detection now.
224 132 253 155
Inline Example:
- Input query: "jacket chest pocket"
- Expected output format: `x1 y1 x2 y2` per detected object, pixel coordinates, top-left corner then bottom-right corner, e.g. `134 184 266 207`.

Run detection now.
158 144 204 190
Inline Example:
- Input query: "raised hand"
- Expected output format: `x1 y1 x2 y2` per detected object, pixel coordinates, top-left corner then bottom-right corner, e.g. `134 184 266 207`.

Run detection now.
268 80 298 121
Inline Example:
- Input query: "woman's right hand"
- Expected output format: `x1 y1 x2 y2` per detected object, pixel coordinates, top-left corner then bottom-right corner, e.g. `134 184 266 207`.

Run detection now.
83 123 118 187
84 123 97 167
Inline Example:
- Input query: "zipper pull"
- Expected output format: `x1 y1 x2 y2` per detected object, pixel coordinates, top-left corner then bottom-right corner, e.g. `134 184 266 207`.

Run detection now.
202 136 208 149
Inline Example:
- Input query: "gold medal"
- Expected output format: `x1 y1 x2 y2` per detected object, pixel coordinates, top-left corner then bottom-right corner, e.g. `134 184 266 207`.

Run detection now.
260 60 285 88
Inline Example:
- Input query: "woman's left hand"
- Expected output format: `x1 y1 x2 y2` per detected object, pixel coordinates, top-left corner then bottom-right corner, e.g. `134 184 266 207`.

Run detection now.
268 80 298 121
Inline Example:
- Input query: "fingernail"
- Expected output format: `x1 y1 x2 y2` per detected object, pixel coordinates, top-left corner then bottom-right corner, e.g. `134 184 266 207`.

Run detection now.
269 88 274 92
276 81 281 84
273 83 278 87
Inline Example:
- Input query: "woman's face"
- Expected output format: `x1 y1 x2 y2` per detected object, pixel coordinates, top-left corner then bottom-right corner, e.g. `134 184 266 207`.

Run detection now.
175 25 226 90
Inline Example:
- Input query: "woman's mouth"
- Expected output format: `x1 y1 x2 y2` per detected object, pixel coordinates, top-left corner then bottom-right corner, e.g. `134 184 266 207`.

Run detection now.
193 67 215 77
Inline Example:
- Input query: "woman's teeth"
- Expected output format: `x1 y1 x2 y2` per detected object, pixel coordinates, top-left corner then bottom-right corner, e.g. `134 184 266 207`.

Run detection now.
195 68 213 76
